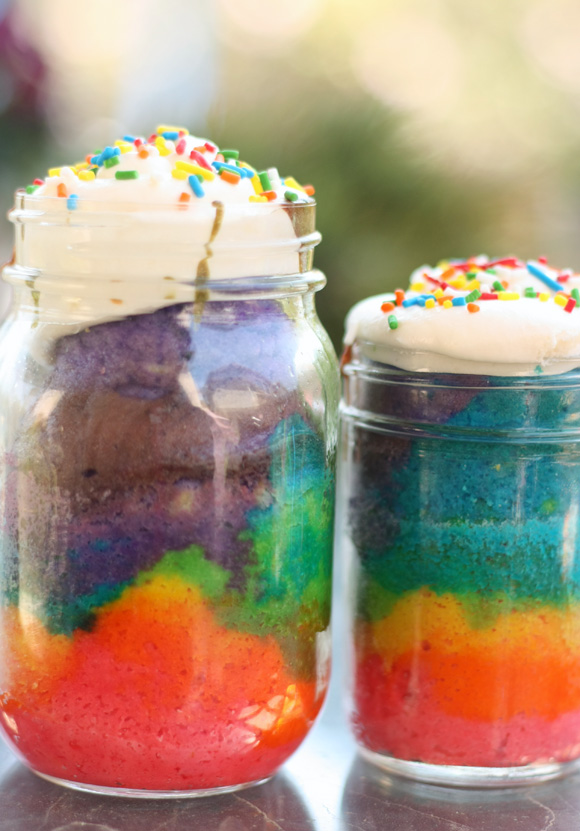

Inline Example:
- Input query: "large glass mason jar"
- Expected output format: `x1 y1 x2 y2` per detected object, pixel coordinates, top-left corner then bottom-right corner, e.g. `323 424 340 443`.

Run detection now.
340 351 580 787
0 194 338 797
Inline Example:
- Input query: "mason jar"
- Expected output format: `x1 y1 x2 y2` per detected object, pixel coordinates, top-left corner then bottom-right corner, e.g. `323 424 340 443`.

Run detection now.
0 193 339 797
340 348 580 787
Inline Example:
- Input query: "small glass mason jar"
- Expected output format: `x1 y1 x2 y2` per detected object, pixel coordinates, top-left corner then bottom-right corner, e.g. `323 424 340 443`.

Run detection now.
0 194 339 797
339 346 580 787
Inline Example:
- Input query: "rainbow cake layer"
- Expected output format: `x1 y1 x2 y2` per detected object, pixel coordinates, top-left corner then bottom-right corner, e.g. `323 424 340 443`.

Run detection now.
0 300 334 790
346 379 580 768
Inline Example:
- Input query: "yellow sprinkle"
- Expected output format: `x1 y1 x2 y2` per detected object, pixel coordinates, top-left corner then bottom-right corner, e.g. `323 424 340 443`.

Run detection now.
171 169 188 180
539 292 550 302
449 276 467 289
155 136 172 156
249 195 268 202
239 161 256 172
498 292 520 301
48 167 61 177
78 170 96 181
554 294 567 307
175 160 215 181
114 141 133 154
437 261 449 270
251 175 263 195
433 288 444 298
443 300 453 309
410 282 425 292
157 124 189 135
284 176 305 192
425 298 436 309
467 279 481 290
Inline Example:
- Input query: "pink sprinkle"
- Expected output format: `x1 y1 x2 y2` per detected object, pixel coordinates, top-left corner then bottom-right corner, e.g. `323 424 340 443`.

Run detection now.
205 142 217 152
189 150 212 171
176 139 187 155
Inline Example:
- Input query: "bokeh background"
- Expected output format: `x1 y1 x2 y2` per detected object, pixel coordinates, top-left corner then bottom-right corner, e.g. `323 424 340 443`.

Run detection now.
2 0 580 348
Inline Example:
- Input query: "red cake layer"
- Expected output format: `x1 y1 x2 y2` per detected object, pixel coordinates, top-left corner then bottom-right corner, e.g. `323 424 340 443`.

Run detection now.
354 653 580 767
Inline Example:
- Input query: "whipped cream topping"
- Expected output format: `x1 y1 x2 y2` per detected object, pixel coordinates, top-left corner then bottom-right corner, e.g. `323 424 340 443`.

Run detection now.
344 256 580 376
7 126 318 331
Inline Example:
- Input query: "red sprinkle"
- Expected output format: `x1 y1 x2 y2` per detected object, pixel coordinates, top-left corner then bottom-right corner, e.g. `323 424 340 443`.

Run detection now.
175 139 187 155
148 133 157 144
467 303 480 313
538 256 548 264
425 273 450 290
33 178 44 186
485 258 523 268
557 274 570 283
189 150 212 170
381 301 395 313
205 142 217 152
394 289 405 306
480 293 499 300
134 138 143 147
565 298 576 313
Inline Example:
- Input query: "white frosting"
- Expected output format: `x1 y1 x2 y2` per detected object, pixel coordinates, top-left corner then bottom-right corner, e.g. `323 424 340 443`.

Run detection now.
6 131 318 331
345 258 580 376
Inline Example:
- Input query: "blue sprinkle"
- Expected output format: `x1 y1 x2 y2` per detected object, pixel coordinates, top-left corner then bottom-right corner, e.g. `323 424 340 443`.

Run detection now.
161 131 179 140
527 261 561 293
402 297 421 307
90 155 102 166
452 296 467 306
212 161 245 176
67 194 78 211
123 134 136 142
188 175 204 198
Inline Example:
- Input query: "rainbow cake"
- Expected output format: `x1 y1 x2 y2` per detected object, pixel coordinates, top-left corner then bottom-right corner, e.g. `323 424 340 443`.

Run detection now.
0 127 336 792
342 256 580 773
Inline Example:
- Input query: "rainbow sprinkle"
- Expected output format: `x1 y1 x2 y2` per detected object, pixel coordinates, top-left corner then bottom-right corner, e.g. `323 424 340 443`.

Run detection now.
20 126 314 208
381 257 580 329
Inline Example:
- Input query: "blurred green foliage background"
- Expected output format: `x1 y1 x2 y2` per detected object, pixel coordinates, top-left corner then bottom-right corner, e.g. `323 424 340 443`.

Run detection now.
2 0 580 348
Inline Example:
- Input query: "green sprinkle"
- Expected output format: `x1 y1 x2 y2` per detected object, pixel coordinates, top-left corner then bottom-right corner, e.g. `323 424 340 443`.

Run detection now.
221 149 240 160
465 289 481 303
115 170 139 180
485 268 497 275
524 287 537 298
258 170 271 191
572 288 580 303
196 174 204 183
25 185 39 194
285 190 298 202
104 155 120 169
466 271 479 279
492 280 505 292
388 314 398 330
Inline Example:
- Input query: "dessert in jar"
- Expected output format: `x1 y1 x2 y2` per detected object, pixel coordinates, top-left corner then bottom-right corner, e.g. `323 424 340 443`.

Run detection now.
340 256 580 786
0 126 339 797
